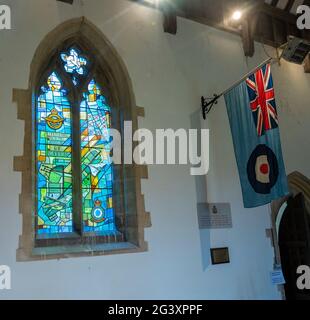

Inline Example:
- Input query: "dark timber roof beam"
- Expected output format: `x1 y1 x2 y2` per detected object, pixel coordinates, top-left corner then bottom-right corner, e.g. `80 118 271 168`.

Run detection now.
57 0 74 4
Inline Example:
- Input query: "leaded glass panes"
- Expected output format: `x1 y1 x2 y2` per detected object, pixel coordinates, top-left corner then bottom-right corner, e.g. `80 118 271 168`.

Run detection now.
36 73 73 234
36 49 116 238
61 48 88 86
61 48 87 75
80 80 116 233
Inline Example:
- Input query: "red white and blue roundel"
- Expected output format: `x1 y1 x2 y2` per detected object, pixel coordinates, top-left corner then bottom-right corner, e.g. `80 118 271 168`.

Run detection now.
247 144 279 194
91 199 106 223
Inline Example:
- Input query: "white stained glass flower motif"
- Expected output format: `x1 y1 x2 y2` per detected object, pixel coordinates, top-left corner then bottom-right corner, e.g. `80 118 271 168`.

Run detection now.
61 48 87 76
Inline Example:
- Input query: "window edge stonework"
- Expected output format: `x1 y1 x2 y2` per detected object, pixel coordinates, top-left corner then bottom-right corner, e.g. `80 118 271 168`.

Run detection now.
13 17 151 261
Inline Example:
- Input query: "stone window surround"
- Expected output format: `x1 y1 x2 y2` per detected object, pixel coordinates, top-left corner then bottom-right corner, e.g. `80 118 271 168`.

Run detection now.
13 17 151 261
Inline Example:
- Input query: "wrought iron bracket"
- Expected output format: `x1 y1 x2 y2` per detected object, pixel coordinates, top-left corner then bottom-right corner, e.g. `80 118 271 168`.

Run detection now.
201 94 219 120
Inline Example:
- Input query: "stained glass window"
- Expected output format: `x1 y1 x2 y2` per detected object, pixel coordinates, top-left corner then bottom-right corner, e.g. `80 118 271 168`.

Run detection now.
36 72 73 234
61 48 88 86
80 80 116 233
36 47 117 238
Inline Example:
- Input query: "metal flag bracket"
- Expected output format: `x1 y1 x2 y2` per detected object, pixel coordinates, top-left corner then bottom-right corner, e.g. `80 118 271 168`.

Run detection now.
201 57 274 120
201 94 220 120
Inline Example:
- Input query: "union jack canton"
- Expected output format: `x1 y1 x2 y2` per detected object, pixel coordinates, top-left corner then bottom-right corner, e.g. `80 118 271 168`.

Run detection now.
246 64 278 137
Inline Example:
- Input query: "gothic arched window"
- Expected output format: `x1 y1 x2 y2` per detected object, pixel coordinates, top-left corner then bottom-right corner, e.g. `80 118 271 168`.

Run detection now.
14 19 150 260
36 46 118 240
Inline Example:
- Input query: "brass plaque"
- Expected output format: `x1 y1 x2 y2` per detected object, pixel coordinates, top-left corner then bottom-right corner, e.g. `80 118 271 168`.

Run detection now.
210 247 230 265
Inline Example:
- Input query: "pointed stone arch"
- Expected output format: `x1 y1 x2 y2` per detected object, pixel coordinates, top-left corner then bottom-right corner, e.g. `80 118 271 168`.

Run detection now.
13 17 151 261
268 171 310 298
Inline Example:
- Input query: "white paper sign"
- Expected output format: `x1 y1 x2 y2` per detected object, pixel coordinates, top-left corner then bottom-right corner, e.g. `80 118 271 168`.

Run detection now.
270 267 286 285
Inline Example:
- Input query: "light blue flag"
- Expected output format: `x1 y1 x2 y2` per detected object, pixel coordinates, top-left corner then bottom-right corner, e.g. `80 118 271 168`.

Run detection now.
224 64 289 208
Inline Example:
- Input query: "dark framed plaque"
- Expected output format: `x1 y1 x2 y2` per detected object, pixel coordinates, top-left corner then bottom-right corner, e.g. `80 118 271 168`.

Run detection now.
197 203 232 229
210 247 230 265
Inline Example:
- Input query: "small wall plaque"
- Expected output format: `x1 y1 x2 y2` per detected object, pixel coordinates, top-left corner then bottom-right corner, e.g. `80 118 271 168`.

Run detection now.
210 247 230 265
270 265 286 285
197 203 232 229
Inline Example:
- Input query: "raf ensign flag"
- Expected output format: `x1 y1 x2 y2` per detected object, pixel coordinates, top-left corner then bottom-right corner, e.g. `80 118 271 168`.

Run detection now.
224 64 289 208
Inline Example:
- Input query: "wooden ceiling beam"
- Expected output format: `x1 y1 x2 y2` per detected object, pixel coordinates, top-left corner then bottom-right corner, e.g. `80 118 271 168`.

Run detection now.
129 0 310 57
257 2 297 24
285 0 295 12
57 0 74 4
305 54 310 73
162 4 177 35
241 17 255 57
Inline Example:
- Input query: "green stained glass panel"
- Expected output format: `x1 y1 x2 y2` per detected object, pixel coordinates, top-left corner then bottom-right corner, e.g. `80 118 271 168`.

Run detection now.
36 72 73 235
80 79 116 233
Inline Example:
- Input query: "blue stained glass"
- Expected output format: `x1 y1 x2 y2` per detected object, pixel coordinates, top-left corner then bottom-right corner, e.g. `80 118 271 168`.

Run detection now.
36 72 73 235
72 76 78 86
61 48 87 77
36 50 117 238
80 79 116 234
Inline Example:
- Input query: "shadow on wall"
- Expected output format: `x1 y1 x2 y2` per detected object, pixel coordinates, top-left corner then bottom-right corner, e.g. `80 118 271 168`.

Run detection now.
190 108 211 270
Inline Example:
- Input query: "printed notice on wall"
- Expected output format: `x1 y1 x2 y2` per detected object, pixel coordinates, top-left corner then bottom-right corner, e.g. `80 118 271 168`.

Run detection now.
270 266 286 285
197 203 232 229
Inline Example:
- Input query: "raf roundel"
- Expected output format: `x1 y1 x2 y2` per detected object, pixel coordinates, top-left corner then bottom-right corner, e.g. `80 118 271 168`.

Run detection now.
91 200 106 223
247 144 279 194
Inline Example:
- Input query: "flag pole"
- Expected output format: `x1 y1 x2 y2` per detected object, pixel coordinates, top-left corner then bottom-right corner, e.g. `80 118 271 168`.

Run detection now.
202 57 274 119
